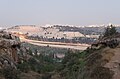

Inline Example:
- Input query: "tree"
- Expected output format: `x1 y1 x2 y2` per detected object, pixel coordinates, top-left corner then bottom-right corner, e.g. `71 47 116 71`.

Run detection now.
104 24 117 37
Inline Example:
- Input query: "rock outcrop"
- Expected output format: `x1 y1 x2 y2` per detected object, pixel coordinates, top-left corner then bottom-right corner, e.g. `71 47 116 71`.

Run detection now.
0 31 43 79
0 31 21 69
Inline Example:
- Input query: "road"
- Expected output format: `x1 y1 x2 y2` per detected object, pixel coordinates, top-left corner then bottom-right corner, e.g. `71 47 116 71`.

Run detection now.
20 37 90 50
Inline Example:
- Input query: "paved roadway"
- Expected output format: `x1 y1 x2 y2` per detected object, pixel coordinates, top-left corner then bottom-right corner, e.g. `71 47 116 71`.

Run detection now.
20 37 90 50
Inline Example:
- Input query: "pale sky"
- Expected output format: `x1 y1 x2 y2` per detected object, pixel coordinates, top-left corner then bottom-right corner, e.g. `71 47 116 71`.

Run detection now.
0 0 120 27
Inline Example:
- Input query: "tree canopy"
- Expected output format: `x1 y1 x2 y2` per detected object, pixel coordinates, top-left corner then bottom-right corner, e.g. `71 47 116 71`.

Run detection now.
104 24 117 37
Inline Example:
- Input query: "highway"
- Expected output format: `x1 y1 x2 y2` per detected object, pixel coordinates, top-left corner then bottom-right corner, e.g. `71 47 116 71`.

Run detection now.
20 37 90 50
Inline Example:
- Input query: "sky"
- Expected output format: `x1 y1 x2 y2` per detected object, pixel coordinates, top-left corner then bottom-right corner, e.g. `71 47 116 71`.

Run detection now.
0 0 120 27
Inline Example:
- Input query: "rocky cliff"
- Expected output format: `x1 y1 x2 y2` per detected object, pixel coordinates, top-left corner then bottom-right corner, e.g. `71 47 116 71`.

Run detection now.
0 31 21 69
0 31 49 79
0 31 37 79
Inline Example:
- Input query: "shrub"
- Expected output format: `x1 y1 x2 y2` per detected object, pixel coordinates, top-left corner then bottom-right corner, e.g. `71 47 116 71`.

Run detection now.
2 66 20 79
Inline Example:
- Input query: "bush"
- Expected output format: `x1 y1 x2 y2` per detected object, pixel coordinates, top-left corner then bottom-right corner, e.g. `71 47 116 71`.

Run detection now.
17 62 30 73
2 66 20 79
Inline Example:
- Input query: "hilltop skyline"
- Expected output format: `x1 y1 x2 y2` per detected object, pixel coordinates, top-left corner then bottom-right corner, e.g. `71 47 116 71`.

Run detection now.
0 0 120 27
1 23 120 29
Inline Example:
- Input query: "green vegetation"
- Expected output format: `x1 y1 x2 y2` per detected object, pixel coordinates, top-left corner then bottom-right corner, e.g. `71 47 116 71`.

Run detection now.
0 66 20 79
104 24 118 37
17 55 55 74
1 45 114 79
16 41 115 79
55 48 97 79
1 37 116 79
53 25 118 79
16 43 78 79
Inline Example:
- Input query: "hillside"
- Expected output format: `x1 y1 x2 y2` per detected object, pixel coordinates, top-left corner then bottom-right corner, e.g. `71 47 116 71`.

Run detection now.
5 25 103 44
6 24 120 44
6 25 85 39
52 26 120 79
0 31 23 79
1 25 120 79
0 30 81 79
0 31 51 79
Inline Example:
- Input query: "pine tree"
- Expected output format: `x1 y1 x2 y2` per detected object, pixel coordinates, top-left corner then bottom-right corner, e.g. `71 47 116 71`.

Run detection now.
104 25 117 37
